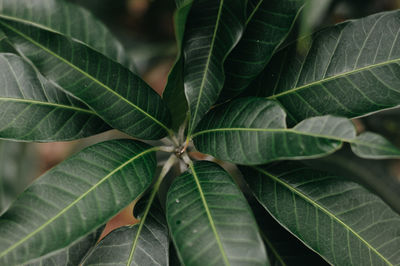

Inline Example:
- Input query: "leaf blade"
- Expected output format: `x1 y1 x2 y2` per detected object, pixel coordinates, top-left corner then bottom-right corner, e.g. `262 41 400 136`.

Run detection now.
0 19 171 139
255 10 400 123
242 162 400 265
0 139 157 265
166 161 267 266
0 53 109 141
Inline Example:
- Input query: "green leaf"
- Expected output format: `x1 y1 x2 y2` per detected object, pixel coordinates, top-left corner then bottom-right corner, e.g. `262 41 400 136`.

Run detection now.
255 10 400 123
251 199 328 266
82 204 168 266
0 139 157 265
0 53 110 141
0 19 172 140
23 225 104 266
0 0 135 71
184 0 247 135
163 0 193 130
192 97 400 165
219 0 305 101
166 161 267 266
242 162 400 265
0 140 37 213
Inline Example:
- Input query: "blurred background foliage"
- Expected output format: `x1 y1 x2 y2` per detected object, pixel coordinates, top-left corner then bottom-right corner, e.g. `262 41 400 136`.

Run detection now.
2 0 400 239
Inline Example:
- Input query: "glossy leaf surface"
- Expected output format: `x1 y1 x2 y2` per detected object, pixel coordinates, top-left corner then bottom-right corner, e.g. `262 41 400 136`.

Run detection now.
0 140 157 265
163 0 193 130
220 0 305 101
242 163 400 265
255 10 400 123
193 98 400 164
184 0 246 134
83 203 168 266
0 19 171 140
167 161 267 266
0 53 109 141
0 0 135 70
24 226 104 266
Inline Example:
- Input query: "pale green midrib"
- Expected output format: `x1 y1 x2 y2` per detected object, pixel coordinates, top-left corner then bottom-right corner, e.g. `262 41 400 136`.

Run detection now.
189 163 230 266
191 127 400 154
0 146 159 260
252 166 393 266
245 0 263 25
188 0 224 136
0 97 96 115
267 57 400 99
260 231 286 266
0 21 171 134
126 155 175 265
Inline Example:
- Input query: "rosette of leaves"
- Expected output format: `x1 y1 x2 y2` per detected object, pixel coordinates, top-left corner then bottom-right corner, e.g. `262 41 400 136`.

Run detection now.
1 0 400 265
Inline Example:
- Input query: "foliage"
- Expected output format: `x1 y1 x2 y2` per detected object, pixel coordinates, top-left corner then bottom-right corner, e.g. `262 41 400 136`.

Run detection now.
0 0 400 265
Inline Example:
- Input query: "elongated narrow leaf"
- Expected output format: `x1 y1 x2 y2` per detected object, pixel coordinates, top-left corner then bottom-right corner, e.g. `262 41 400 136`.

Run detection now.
163 0 193 130
192 97 400 165
250 199 328 266
242 162 400 265
0 53 109 141
184 0 246 134
0 0 135 71
0 139 157 265
83 201 168 265
167 161 267 266
254 10 400 123
24 225 104 266
219 0 305 101
0 19 172 140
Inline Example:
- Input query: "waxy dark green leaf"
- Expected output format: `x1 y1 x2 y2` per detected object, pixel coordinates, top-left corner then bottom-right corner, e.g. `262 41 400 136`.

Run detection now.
167 161 267 266
0 0 135 71
192 98 400 165
82 203 168 266
219 0 305 101
23 226 104 266
0 53 109 141
242 162 400 265
0 139 157 265
0 19 172 140
254 10 400 123
184 0 247 134
251 199 328 266
163 0 193 130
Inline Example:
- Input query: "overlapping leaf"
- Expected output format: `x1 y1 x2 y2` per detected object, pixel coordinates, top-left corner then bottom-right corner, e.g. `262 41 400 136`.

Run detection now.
251 199 328 266
0 19 172 140
24 226 104 266
0 139 157 265
163 0 193 130
83 200 168 266
183 0 247 134
0 0 135 71
242 162 400 265
219 0 305 101
167 161 267 266
253 10 400 123
192 97 400 165
0 53 109 141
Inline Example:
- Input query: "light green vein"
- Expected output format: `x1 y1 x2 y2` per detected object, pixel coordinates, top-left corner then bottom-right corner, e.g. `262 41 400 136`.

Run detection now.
0 97 96 115
189 163 230 266
267 57 400 99
252 166 393 266
0 20 172 135
0 146 159 259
